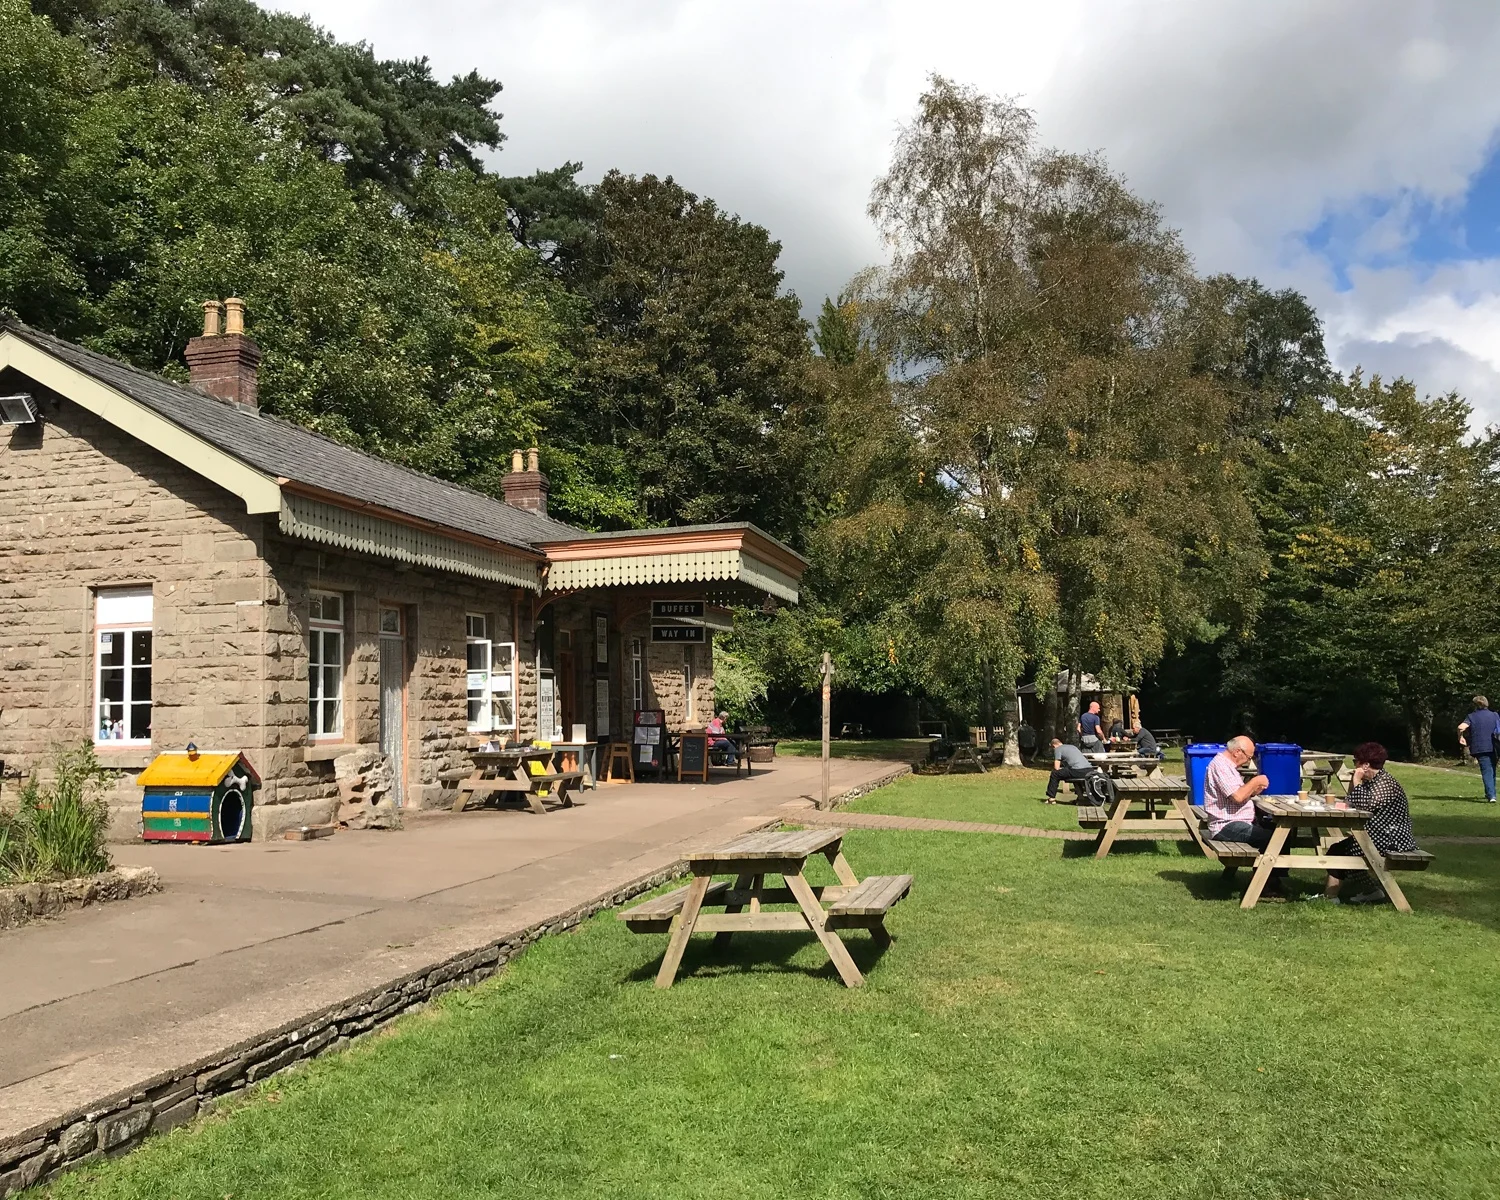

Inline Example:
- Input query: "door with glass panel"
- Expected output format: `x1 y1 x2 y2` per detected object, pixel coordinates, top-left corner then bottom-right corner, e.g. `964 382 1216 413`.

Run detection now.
379 606 406 806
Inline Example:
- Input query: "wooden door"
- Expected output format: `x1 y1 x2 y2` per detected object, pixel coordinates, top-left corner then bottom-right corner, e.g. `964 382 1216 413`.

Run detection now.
379 607 406 806
557 650 576 739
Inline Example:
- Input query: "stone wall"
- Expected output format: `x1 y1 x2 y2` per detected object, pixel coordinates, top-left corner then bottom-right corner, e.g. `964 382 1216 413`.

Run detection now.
0 376 272 837
0 374 537 836
259 536 531 816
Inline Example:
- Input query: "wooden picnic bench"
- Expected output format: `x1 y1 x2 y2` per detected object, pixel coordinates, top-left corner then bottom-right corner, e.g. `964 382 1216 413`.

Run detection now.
1084 753 1165 779
452 748 586 815
1073 773 1192 857
621 827 911 988
1238 796 1428 911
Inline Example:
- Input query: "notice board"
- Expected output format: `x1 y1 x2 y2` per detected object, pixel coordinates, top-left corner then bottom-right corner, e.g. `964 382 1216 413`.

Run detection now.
678 731 709 782
632 709 667 773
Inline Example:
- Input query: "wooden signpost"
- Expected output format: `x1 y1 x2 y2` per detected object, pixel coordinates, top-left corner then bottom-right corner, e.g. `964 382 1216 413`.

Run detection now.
820 652 833 809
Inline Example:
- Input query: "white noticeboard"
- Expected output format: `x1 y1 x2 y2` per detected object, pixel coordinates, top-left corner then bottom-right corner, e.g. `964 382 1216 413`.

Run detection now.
538 675 556 741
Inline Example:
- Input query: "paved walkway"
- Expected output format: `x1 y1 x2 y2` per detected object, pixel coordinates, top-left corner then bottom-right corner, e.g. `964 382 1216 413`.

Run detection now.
0 756 899 1124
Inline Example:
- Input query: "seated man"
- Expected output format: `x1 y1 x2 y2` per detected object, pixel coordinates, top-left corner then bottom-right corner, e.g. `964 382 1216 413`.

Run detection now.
1045 737 1094 802
1107 718 1127 740
705 711 738 765
1131 720 1161 758
1203 737 1278 864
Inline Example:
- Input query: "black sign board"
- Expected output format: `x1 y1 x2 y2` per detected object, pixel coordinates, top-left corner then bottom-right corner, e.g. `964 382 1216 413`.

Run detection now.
651 625 705 643
632 708 667 774
652 600 704 619
678 731 709 782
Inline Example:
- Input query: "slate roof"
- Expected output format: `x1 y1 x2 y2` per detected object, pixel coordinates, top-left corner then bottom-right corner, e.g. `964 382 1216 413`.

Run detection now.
1 319 585 552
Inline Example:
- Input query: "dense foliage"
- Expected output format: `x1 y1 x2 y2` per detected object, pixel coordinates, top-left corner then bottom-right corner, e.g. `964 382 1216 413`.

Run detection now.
3 2 1497 755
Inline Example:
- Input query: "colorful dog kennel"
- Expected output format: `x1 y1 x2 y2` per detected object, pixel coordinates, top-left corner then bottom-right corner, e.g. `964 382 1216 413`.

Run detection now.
138 750 260 843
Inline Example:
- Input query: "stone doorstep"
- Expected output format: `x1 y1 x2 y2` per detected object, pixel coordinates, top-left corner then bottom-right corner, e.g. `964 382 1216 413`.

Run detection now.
0 866 160 931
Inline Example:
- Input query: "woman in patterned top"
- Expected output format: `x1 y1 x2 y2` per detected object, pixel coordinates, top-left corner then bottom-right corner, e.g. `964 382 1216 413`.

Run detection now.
1321 741 1420 903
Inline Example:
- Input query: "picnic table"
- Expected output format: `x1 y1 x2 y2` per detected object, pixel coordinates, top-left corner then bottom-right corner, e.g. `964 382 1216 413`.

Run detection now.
1237 796 1432 911
1075 773 1192 857
620 827 912 989
1301 751 1350 796
451 747 586 814
1085 752 1165 779
549 741 600 789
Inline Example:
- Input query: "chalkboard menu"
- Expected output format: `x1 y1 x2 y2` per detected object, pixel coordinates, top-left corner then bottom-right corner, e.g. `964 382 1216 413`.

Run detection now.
678 731 709 782
633 709 667 774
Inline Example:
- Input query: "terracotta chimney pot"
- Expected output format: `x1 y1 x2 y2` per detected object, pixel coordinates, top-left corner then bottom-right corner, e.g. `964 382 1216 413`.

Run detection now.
201 300 223 338
527 447 540 473
224 297 246 335
511 449 525 473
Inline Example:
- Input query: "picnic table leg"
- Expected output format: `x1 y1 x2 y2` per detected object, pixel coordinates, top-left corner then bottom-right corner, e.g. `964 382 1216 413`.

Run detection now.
1350 828 1413 913
1094 790 1132 858
784 871 864 988
714 873 755 949
1173 796 1214 859
826 849 860 888
452 779 476 813
1239 824 1291 909
656 873 711 988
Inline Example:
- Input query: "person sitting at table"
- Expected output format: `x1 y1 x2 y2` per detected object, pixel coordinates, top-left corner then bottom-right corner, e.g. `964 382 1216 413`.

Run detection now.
1079 701 1105 750
1319 741 1421 904
1203 737 1284 886
1131 720 1161 758
705 711 738 765
1045 737 1094 802
1107 717 1126 740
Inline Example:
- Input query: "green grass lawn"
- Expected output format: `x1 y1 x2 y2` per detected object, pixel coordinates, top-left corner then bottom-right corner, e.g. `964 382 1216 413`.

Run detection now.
778 737 933 760
844 760 1500 840
44 781 1500 1200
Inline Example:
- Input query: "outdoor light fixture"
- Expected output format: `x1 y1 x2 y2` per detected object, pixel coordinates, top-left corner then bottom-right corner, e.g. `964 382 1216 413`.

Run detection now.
0 393 39 425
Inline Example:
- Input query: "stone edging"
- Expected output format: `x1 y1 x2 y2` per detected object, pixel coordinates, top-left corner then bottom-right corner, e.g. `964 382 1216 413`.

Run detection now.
0 866 159 931
0 855 702 1196
816 764 912 810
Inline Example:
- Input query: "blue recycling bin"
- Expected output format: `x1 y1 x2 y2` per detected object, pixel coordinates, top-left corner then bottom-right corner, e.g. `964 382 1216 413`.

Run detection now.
1185 744 1225 806
1257 742 1302 796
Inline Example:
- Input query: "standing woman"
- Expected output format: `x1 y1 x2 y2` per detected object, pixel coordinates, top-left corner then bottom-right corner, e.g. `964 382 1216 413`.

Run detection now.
1458 696 1500 803
1321 742 1422 904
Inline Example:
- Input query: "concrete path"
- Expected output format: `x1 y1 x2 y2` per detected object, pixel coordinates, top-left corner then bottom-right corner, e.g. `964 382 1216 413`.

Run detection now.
0 756 899 1106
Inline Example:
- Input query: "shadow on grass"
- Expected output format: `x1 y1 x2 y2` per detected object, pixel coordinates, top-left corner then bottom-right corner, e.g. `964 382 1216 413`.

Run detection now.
1059 838 1200 859
626 928 892 985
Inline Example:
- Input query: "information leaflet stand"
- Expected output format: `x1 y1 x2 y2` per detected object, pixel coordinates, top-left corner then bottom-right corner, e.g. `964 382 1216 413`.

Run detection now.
633 709 668 778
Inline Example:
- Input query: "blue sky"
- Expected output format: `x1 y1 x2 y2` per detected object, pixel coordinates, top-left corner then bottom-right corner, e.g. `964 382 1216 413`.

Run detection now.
276 0 1500 423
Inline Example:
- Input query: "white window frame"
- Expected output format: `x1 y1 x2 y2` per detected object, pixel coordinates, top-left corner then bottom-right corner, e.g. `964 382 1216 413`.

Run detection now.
631 637 644 711
94 587 153 745
309 590 345 739
684 647 694 724
467 614 518 734
466 614 492 732
491 640 517 732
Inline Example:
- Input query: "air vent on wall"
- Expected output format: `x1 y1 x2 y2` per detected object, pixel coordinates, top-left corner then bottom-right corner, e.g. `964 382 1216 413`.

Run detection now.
0 393 38 425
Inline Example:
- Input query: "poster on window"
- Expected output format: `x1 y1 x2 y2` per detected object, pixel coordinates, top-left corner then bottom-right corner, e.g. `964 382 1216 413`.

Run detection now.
595 614 609 665
594 680 610 737
538 675 556 741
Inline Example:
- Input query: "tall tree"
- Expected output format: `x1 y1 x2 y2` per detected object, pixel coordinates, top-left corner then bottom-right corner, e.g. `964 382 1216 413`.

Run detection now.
556 171 814 533
850 76 1259 714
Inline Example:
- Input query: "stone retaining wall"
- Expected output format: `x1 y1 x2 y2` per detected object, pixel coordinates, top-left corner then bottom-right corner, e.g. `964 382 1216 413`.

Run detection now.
0 866 159 931
0 860 685 1196
818 764 912 810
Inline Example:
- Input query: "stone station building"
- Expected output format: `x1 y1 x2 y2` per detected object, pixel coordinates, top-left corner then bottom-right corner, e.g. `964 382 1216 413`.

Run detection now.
0 307 806 838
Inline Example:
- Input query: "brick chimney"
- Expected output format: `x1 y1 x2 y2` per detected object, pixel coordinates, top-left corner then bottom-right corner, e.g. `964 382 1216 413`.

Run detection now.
501 446 549 515
184 298 262 408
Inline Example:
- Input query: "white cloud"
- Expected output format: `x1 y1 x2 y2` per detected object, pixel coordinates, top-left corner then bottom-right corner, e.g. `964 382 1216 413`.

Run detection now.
274 0 1500 410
